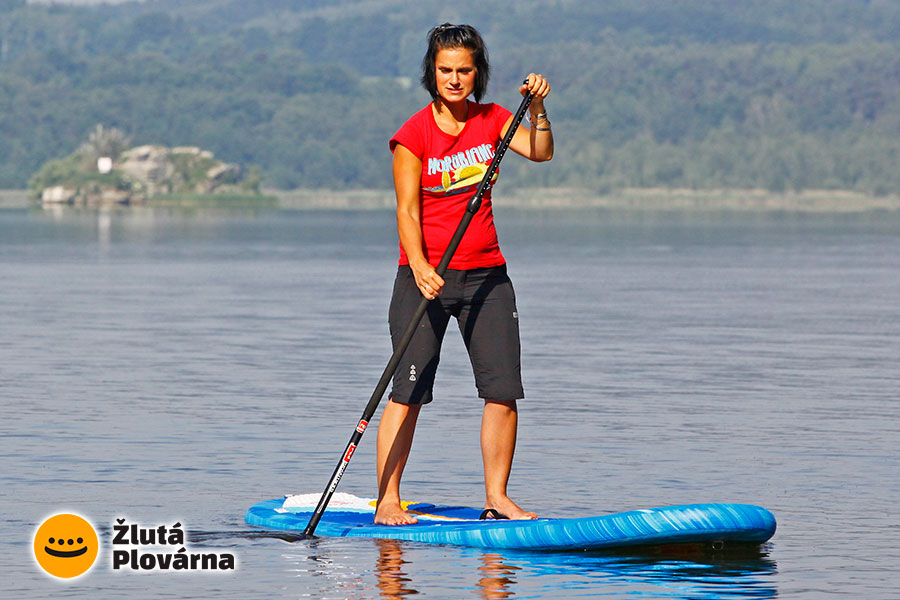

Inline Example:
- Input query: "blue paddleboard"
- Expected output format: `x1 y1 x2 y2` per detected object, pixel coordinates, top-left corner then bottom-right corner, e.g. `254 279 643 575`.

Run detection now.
245 493 776 551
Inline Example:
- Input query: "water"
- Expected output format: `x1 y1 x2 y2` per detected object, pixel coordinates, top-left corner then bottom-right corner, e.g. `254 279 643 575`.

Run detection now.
1 205 898 598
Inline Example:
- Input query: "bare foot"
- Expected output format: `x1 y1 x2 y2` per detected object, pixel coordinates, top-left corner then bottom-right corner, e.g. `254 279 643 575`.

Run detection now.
374 501 418 526
485 495 537 520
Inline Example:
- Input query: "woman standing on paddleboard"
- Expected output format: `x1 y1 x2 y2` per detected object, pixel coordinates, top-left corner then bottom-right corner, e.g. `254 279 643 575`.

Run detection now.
376 23 553 526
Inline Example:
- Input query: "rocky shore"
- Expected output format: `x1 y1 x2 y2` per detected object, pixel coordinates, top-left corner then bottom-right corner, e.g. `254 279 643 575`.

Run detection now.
34 145 251 207
28 125 262 208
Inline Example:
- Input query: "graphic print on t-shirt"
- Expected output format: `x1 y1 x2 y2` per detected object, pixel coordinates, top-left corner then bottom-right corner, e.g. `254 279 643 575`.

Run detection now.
424 142 498 195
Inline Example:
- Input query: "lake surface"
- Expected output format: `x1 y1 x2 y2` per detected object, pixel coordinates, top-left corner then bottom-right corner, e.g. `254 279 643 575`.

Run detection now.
2 205 898 598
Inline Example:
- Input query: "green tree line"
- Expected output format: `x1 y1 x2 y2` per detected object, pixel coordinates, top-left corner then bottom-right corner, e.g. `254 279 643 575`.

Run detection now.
2 0 900 194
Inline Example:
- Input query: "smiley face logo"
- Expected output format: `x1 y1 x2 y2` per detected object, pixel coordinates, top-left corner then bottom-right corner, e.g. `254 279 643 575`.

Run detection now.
33 513 99 579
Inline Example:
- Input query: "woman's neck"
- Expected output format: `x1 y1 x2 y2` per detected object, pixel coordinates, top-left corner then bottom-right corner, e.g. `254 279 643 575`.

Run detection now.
434 98 469 123
433 99 469 135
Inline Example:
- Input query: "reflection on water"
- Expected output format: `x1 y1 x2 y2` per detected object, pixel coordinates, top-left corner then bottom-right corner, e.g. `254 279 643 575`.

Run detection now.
375 538 418 599
286 535 776 600
563 546 778 599
477 553 519 599
472 544 777 599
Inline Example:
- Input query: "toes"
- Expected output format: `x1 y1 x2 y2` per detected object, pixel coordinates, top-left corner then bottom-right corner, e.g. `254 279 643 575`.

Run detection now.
375 511 418 526
508 510 537 520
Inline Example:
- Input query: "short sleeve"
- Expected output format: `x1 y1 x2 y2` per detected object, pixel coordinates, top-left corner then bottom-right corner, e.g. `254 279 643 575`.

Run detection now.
390 111 426 157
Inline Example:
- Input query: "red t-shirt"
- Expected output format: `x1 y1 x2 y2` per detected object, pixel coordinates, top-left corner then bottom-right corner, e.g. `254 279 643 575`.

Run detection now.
390 101 512 270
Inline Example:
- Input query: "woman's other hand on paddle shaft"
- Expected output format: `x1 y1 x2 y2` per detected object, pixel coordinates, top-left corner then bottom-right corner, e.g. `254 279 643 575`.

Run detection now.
411 260 444 300
508 73 554 162
520 73 550 111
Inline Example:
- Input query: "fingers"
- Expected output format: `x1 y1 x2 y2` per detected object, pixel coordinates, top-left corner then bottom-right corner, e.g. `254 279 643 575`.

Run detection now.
520 73 551 100
414 267 444 300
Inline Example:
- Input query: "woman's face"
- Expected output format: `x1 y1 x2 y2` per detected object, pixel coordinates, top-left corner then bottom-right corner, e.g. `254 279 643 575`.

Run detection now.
434 46 477 104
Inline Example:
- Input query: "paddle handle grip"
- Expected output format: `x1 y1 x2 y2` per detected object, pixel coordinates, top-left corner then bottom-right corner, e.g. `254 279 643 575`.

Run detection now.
304 85 535 536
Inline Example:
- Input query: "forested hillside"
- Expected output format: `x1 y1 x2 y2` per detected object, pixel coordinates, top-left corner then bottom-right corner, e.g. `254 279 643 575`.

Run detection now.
3 0 900 193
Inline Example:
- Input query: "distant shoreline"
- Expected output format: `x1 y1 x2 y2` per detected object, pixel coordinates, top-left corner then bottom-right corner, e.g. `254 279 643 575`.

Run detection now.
236 187 900 212
3 187 900 212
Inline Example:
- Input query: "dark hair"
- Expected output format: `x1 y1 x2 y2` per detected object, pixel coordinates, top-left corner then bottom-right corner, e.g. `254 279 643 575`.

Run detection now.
421 23 490 103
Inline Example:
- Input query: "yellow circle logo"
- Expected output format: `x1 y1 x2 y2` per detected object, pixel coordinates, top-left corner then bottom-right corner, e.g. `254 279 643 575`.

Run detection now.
33 514 99 579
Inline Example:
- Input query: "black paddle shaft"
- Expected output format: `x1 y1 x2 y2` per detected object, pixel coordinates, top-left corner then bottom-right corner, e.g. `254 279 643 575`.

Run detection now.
303 85 534 536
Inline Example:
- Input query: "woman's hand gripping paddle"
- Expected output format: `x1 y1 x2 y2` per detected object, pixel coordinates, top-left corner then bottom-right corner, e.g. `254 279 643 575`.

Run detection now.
302 83 534 537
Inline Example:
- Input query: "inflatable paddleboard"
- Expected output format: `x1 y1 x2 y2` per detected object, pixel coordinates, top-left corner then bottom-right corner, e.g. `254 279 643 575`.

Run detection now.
245 493 776 551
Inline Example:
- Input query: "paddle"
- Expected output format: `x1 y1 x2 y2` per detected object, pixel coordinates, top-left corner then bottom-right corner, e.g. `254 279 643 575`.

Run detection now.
303 83 535 537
